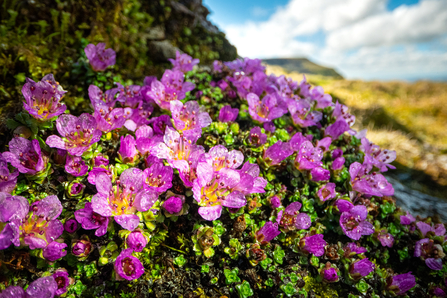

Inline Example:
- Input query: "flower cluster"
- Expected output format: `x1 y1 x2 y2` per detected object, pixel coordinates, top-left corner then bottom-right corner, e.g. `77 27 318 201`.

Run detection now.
0 44 440 297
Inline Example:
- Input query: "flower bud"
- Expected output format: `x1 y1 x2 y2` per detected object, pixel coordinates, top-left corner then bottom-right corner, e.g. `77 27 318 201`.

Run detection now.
126 231 148 252
64 219 78 233
65 181 85 198
72 236 92 258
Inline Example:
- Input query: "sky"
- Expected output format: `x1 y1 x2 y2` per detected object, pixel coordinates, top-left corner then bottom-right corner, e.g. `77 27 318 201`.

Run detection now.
203 0 447 81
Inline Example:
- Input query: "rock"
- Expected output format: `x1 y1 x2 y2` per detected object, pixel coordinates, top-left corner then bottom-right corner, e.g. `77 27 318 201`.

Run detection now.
149 40 180 61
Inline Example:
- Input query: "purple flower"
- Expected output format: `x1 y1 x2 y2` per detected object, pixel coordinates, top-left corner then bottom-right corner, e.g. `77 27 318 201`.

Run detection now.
93 154 109 167
64 219 78 233
92 168 158 230
114 249 144 281
89 85 118 109
317 183 336 202
87 167 112 185
170 100 211 137
72 238 92 257
163 196 184 215
339 204 374 240
377 229 394 247
360 138 396 172
26 276 58 298
278 202 311 231
310 167 331 182
150 115 173 135
22 74 67 120
249 127 267 147
148 70 195 110
387 272 416 295
151 127 205 178
0 195 64 253
400 211 416 225
53 269 70 296
332 148 345 170
325 120 349 139
287 98 322 127
434 288 447 297
193 164 245 220
414 238 444 270
92 102 126 133
219 105 239 122
416 221 433 237
300 234 327 257
332 101 356 128
270 196 281 209
143 160 173 193
213 60 223 72
217 79 229 90
168 50 199 73
264 140 293 166
256 221 281 243
67 182 85 198
349 162 394 197
295 141 323 170
344 242 367 257
322 266 339 283
46 113 101 156
84 43 116 72
316 137 332 152
74 202 109 237
435 224 446 236
126 231 147 252
0 286 25 298
118 135 139 164
247 93 287 123
263 121 276 133
65 155 88 176
204 145 244 172
235 161 267 195
3 137 46 175
0 154 19 193
350 258 375 278
43 241 67 261
311 86 333 109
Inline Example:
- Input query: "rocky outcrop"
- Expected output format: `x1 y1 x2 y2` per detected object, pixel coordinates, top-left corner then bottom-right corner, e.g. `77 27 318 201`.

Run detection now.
0 0 237 148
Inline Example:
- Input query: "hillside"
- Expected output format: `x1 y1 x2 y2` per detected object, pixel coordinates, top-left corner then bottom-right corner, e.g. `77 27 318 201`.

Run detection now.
263 58 343 79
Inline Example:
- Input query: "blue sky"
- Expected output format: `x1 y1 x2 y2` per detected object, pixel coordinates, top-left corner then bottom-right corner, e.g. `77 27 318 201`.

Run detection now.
203 0 447 81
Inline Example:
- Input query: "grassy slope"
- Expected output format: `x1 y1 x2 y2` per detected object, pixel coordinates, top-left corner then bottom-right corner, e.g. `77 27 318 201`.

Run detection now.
266 65 447 198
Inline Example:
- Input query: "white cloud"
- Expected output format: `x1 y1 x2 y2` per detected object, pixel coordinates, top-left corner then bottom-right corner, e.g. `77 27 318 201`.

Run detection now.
219 0 447 80
326 0 447 51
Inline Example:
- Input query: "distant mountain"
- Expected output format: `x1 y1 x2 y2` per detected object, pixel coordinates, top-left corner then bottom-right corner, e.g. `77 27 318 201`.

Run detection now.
262 58 343 79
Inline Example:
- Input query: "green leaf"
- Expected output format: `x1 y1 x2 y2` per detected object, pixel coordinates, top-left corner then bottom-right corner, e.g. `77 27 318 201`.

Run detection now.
273 246 285 265
224 268 241 285
6 119 20 130
173 255 187 267
236 280 254 298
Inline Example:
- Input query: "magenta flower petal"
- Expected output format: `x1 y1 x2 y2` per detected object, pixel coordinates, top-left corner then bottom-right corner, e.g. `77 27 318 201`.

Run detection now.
114 249 144 280
0 286 25 298
53 269 70 296
163 196 183 214
257 221 281 243
26 276 57 298
84 43 116 72
198 205 223 221
42 241 67 261
322 267 339 282
426 258 443 270
350 258 375 277
295 213 311 230
127 231 148 252
219 105 239 122
301 234 327 256
388 272 416 295
317 183 336 202
115 214 140 231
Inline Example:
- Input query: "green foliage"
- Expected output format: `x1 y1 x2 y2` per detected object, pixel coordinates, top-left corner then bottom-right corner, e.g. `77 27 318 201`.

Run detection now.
236 280 254 298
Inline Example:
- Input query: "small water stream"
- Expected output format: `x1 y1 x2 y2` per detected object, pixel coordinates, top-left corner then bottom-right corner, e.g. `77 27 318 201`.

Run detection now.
386 176 447 221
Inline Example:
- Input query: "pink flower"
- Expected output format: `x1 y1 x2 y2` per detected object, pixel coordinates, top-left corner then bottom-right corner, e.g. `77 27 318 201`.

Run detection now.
84 43 116 72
